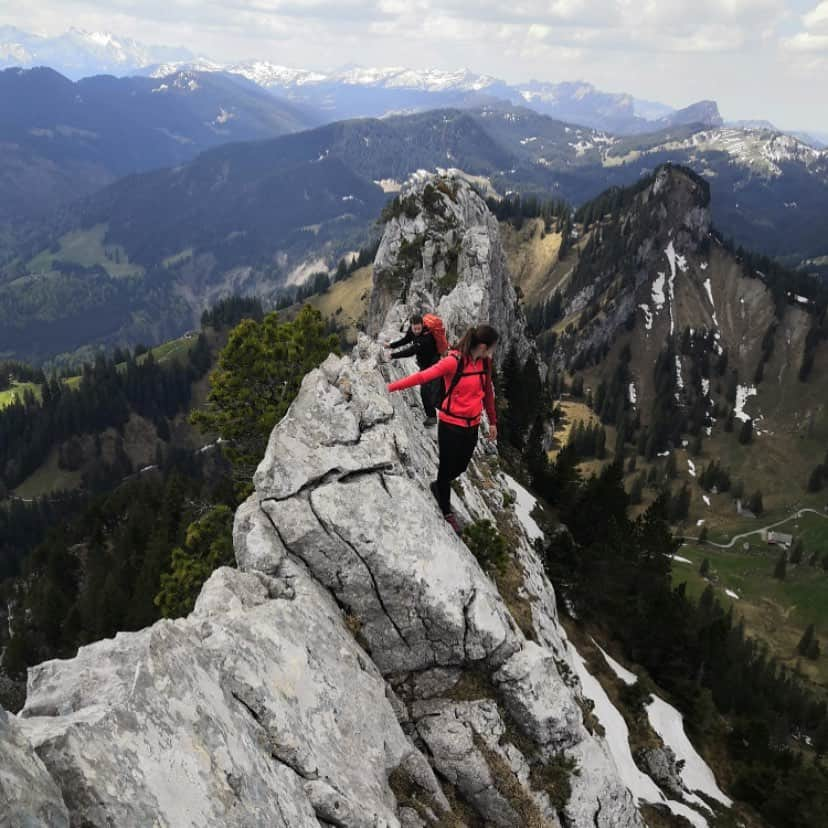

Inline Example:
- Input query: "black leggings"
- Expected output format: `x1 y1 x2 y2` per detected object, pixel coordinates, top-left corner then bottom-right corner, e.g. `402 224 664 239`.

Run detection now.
435 420 479 515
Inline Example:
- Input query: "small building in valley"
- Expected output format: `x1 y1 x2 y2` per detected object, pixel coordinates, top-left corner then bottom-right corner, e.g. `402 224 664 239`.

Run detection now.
762 530 793 547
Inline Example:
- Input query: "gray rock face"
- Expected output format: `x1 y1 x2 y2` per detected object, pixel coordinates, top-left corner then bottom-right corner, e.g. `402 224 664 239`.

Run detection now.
0 706 69 827
368 173 536 369
239 335 642 826
17 565 444 827
638 746 687 800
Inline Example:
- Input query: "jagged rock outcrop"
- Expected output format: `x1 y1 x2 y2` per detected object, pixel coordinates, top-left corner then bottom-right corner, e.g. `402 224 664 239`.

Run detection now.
5 172 644 827
0 706 69 827
368 173 535 368
638 746 687 800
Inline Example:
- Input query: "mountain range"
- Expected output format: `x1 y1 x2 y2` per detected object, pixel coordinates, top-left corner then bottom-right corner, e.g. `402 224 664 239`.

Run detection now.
148 60 723 136
2 101 827 364
1 25 723 136
0 25 191 78
0 66 317 221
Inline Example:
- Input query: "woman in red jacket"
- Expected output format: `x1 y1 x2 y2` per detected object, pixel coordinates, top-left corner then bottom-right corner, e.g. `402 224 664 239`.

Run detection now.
387 324 499 532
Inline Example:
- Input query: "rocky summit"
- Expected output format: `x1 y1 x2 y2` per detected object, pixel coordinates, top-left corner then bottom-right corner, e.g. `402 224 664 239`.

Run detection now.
4 174 645 826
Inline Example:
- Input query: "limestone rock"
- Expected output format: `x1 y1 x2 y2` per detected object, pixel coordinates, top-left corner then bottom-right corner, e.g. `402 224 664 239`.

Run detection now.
638 746 687 799
368 173 536 370
17 565 444 827
0 706 68 828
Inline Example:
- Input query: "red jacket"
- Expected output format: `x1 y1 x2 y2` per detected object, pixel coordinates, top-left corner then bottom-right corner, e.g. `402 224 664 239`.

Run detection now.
387 352 497 428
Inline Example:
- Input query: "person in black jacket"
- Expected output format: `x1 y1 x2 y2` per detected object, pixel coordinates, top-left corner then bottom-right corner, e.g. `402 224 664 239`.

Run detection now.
386 314 442 425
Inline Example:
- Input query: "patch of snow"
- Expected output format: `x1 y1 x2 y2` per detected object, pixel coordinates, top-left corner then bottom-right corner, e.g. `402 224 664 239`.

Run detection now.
725 589 740 600
701 378 710 397
702 277 715 312
651 272 666 311
687 459 696 477
213 107 234 125
794 294 809 304
519 136 538 145
700 262 708 271
646 696 733 807
670 555 693 564
594 642 637 686
341 195 355 201
500 473 544 543
734 384 757 422
628 383 637 405
697 519 705 526
657 450 671 457
569 646 709 826
675 355 684 390
703 495 711 507
374 178 402 193
639 304 653 331
664 242 681 334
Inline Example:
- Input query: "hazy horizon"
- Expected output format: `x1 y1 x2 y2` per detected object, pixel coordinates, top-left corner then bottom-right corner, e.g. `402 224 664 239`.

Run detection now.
2 1 827 133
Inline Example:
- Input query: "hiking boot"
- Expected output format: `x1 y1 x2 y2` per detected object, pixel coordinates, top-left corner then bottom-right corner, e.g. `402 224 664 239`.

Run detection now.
423 416 438 427
445 513 462 535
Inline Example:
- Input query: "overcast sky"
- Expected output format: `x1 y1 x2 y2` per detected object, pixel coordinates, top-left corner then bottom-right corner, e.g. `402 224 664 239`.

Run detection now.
3 1 828 131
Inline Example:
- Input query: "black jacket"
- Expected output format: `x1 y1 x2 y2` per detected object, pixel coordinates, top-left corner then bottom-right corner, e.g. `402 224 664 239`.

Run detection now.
390 327 440 369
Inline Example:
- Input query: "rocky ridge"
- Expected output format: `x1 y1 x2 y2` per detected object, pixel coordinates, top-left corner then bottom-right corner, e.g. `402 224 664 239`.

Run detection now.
3 174 645 826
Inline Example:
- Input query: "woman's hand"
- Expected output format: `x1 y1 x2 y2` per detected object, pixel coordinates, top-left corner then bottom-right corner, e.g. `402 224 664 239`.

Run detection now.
488 424 497 441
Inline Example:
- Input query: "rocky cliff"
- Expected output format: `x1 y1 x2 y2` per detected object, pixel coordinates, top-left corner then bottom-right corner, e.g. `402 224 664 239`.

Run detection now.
3 173 645 827
368 173 535 368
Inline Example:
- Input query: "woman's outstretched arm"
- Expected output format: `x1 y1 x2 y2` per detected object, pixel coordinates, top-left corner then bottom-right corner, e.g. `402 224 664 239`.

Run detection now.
387 354 456 392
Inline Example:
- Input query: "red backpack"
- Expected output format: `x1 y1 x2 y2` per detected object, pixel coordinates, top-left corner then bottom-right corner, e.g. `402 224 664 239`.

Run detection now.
422 313 449 356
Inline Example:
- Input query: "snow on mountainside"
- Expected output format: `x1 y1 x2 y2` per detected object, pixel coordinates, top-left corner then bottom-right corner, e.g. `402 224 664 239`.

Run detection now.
0 26 191 79
606 126 828 178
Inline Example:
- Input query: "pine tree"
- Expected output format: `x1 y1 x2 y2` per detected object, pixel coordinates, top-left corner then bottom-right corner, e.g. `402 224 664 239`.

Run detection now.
191 306 339 475
629 473 645 505
698 526 708 544
807 464 824 492
773 551 787 580
700 558 711 578
738 418 753 445
798 624 815 656
789 538 804 565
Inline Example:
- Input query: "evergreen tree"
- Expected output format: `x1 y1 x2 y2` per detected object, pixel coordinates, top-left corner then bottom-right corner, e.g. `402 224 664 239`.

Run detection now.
700 558 711 578
738 418 754 445
774 551 788 580
807 465 824 493
155 505 235 618
790 539 804 565
191 306 339 476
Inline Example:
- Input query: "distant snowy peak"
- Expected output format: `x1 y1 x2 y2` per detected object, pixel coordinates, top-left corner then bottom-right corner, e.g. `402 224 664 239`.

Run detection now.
0 26 192 79
210 62 499 93
149 58 225 78
686 128 823 175
336 66 498 92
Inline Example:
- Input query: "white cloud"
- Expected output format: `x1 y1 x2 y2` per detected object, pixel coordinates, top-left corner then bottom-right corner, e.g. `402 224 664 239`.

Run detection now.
803 1 828 30
785 31 828 50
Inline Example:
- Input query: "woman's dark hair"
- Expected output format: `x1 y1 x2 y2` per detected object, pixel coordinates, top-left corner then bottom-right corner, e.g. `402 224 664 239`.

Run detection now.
454 324 499 359
410 314 424 325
